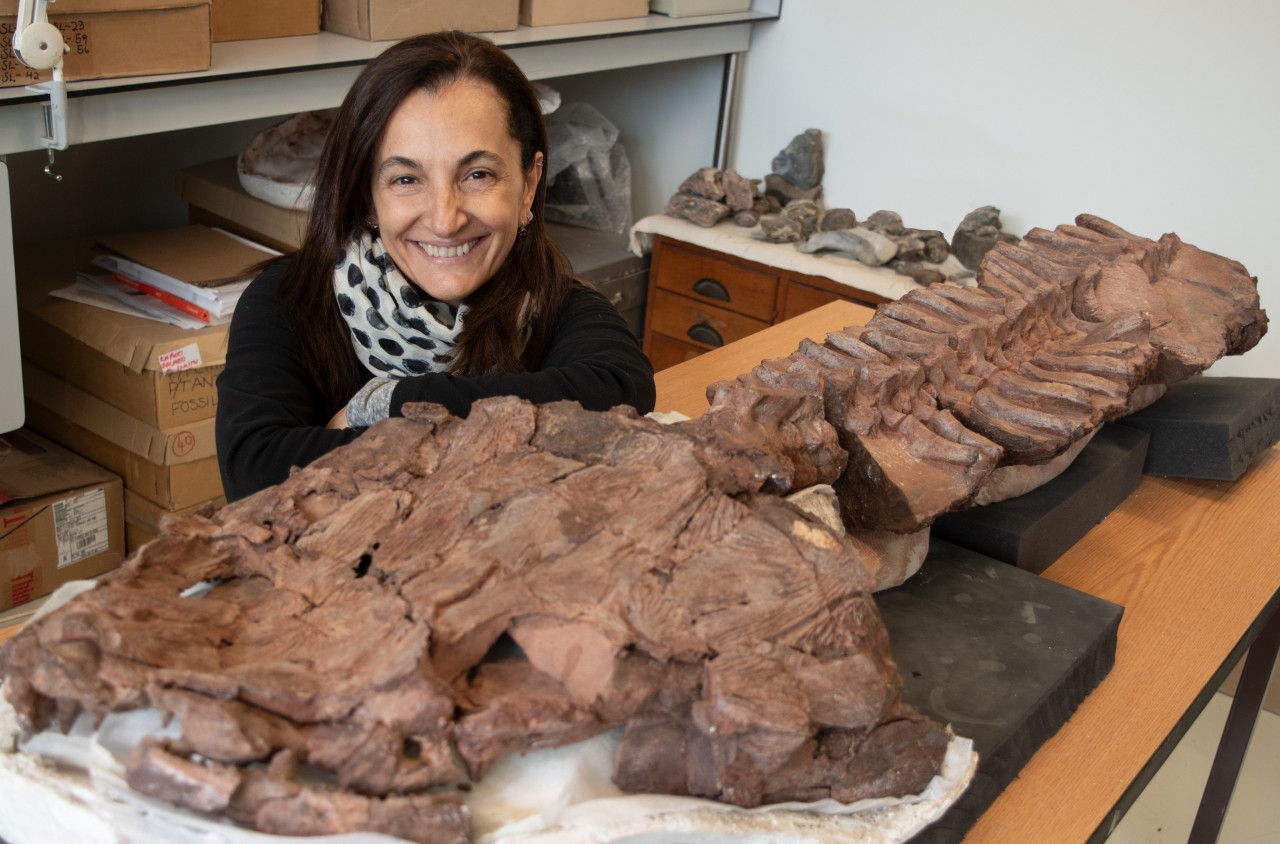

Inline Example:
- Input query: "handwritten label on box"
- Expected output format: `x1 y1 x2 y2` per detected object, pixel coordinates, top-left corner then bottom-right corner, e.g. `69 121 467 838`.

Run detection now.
158 343 204 375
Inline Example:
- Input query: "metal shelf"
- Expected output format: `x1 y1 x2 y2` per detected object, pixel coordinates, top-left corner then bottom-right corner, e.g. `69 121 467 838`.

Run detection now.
0 10 776 155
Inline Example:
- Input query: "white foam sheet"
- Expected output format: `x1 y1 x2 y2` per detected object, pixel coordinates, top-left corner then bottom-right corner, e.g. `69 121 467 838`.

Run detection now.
0 688 976 844
629 215 923 303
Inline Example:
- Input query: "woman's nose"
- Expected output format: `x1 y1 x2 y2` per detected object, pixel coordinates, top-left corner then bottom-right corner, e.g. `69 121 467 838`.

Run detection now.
423 185 467 236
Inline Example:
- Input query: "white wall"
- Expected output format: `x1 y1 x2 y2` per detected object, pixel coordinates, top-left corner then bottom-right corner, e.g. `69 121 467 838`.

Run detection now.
731 0 1279 377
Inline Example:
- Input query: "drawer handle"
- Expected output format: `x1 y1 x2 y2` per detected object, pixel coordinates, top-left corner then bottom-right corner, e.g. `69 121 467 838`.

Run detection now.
687 322 724 347
692 277 730 302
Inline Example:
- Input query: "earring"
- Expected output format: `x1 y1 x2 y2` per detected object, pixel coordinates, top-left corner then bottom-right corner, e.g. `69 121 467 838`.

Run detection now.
518 211 533 237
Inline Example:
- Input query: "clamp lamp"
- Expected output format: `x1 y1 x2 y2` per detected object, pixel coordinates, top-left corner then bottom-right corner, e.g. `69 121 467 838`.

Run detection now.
11 0 69 180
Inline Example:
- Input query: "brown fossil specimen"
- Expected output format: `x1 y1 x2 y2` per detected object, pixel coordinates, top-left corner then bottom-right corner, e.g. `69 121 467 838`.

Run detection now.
716 215 1266 533
1 398 945 842
0 214 1265 842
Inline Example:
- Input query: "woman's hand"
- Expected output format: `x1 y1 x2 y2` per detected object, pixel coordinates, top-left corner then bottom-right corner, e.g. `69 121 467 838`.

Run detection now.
326 406 349 430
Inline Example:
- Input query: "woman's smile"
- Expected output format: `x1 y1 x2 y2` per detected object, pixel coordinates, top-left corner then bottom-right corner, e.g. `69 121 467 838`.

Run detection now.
416 237 482 259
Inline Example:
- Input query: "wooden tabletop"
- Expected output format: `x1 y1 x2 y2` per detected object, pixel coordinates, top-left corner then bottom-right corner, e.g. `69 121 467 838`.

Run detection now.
652 299 877 417
655 300 1280 844
966 450 1280 843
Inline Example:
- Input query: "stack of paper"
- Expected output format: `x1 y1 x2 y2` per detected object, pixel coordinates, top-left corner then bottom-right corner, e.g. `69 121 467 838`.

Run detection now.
58 225 279 329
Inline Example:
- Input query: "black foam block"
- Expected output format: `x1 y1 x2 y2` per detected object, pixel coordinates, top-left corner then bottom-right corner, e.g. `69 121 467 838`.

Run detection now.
878 538 1123 844
929 423 1149 574
1118 376 1280 480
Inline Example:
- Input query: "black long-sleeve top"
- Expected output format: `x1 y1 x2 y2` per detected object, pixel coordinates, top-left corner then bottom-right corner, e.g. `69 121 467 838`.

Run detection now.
215 261 656 501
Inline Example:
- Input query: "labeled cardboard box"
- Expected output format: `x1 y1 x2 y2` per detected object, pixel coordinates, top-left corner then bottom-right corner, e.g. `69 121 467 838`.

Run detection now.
177 158 308 252
24 362 217 468
520 0 648 27
323 0 518 41
124 489 223 553
211 0 320 41
23 319 224 430
0 0 211 89
0 429 124 613
24 399 223 512
23 362 224 511
16 242 229 429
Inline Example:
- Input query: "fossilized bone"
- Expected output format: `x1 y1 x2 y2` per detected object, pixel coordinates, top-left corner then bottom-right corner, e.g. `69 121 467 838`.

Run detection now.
0 215 1264 842
1 399 946 843
718 215 1266 533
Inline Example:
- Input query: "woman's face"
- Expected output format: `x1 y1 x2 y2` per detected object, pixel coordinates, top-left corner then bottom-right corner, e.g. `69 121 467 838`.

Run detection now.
370 77 541 308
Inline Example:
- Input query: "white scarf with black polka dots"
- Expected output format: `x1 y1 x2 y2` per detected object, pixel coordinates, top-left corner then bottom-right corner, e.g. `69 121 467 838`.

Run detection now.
334 231 467 378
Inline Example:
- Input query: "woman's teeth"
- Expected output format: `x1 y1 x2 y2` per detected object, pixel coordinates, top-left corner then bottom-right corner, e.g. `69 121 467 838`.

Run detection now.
419 239 477 258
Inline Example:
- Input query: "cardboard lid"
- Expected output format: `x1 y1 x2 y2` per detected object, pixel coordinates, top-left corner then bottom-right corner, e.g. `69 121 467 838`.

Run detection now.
16 239 231 374
0 429 117 506
96 225 275 289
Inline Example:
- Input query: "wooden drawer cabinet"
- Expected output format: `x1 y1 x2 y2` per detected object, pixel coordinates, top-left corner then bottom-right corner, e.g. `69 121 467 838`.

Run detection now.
648 288 771 351
782 280 847 322
643 234 892 370
650 238 778 320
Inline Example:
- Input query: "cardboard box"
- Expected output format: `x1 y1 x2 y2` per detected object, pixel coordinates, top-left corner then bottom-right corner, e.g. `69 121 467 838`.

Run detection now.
521 0 648 26
212 0 319 41
0 0 211 88
0 429 124 613
21 320 224 430
177 158 308 253
323 0 518 41
16 242 228 429
124 489 223 553
24 397 223 512
23 361 223 511
16 240 231 373
649 0 751 16
23 362 217 468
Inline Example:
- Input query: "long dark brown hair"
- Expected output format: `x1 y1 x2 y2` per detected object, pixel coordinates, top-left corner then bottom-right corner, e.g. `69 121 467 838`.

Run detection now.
278 30 573 414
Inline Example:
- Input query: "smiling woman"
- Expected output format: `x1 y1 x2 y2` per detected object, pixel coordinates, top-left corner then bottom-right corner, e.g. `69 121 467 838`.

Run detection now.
215 31 656 501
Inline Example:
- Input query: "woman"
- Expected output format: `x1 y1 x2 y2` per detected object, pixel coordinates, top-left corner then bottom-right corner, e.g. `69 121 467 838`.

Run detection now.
216 31 655 501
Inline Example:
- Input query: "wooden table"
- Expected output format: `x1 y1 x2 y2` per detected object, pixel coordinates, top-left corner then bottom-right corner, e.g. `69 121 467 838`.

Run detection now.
654 300 1280 844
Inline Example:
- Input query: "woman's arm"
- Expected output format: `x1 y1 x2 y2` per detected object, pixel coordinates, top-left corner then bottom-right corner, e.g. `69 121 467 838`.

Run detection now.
218 278 655 501
387 284 656 418
215 264 364 501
